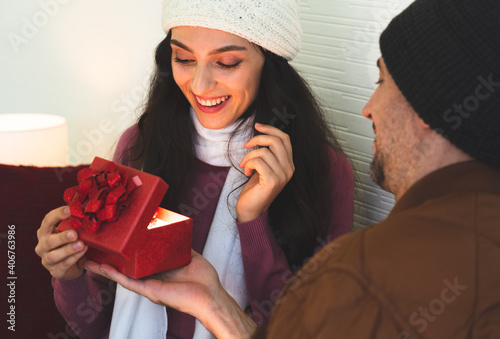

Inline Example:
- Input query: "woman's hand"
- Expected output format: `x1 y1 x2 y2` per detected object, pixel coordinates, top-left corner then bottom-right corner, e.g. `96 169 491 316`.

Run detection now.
35 206 88 280
237 123 295 222
85 250 256 338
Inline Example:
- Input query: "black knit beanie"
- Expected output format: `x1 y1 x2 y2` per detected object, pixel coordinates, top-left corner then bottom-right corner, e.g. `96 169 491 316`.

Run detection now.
380 0 500 169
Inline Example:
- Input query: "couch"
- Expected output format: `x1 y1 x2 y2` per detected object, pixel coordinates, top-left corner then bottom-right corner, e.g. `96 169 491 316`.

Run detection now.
0 163 88 339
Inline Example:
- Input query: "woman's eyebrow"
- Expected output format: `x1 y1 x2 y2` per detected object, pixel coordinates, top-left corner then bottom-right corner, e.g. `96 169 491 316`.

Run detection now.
171 39 193 52
170 39 247 55
209 45 247 55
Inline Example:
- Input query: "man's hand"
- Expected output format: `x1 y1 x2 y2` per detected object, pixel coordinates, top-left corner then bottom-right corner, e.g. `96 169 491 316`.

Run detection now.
85 250 257 338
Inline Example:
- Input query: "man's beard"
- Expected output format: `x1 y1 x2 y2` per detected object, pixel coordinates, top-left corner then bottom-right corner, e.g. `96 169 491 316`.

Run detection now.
370 150 386 189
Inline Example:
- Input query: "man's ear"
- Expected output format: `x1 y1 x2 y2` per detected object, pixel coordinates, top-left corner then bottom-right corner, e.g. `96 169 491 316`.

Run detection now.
412 114 436 142
416 115 431 130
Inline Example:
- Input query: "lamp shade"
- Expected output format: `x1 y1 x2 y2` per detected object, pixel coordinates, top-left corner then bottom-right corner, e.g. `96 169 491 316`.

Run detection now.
0 113 68 166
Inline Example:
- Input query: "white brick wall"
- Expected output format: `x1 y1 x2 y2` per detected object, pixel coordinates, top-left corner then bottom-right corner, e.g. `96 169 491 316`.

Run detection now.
292 0 413 228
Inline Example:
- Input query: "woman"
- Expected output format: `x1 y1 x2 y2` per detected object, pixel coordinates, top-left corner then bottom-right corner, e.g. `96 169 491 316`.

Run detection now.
35 0 354 338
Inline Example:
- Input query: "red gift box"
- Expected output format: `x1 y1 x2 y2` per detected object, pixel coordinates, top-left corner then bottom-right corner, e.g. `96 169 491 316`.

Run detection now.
58 157 193 279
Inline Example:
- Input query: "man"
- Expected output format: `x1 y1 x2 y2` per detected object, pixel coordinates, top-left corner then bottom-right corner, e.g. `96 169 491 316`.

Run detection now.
85 0 500 337
253 0 500 337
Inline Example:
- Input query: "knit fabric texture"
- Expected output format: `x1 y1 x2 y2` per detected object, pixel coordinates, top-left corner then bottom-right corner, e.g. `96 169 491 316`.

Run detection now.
162 0 302 60
380 0 500 169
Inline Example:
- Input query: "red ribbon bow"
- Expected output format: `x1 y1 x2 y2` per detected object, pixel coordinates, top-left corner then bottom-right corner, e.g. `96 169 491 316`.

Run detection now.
63 163 141 233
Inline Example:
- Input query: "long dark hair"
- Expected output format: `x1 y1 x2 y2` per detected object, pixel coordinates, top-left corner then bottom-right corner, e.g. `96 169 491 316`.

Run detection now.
125 32 346 270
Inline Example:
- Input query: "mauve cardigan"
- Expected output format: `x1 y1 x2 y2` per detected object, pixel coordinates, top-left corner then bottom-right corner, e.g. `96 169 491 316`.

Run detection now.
52 125 354 339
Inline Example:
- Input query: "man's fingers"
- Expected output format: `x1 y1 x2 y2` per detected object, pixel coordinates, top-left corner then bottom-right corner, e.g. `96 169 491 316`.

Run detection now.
87 262 147 296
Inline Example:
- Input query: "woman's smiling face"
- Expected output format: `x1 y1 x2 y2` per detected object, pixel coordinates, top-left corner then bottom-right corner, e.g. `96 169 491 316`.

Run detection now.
170 26 265 129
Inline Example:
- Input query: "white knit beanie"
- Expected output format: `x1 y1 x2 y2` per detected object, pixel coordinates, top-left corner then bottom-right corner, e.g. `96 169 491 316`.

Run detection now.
162 0 302 60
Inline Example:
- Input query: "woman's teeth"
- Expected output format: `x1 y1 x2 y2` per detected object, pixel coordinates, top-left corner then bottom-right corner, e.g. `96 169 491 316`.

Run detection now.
196 96 229 107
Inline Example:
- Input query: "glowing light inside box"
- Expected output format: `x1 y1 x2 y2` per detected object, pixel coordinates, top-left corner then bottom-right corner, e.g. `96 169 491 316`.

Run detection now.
148 207 191 230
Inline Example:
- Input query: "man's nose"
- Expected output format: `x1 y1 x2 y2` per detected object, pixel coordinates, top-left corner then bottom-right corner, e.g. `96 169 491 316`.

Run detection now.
362 102 373 120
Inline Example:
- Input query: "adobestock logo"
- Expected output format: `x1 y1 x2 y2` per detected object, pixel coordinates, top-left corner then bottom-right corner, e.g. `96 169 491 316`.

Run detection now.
442 74 500 131
270 106 296 130
342 0 408 58
398 277 468 339
8 0 73 54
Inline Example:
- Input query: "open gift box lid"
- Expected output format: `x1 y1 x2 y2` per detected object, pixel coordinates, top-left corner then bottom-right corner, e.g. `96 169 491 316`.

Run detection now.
58 157 193 279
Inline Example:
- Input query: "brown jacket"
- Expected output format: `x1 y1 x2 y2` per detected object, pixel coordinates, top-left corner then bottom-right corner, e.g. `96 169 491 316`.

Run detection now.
255 161 500 338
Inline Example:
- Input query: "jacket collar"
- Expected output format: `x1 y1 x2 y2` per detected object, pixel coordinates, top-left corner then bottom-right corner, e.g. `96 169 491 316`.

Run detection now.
389 161 500 216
